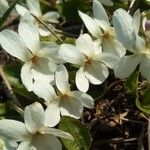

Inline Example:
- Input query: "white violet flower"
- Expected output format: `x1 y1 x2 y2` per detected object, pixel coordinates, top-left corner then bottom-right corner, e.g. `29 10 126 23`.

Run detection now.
59 33 119 92
0 14 62 91
78 0 126 57
113 9 150 80
16 0 60 36
33 64 94 127
0 102 73 150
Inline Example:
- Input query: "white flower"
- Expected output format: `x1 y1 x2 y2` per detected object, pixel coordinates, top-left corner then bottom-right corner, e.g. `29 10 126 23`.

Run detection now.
112 9 150 79
113 8 141 50
59 33 119 92
16 0 60 36
0 102 73 150
33 64 94 127
78 0 126 57
0 14 62 91
0 0 9 17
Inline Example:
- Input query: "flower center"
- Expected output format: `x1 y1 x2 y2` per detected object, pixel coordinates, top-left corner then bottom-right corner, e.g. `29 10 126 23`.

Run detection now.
85 55 92 65
31 55 39 64
61 93 70 101
103 31 110 40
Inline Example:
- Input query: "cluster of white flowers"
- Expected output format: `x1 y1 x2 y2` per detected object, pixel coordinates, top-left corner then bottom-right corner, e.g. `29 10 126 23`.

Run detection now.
0 0 149 149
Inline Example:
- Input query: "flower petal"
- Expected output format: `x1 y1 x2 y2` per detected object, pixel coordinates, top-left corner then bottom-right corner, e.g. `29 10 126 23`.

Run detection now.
85 61 109 84
55 65 70 94
15 4 29 16
95 52 120 69
60 97 83 119
45 102 61 127
0 119 28 141
33 81 56 101
59 44 84 65
76 34 94 57
18 13 40 53
113 8 135 50
38 25 51 37
33 57 57 74
93 0 110 28
0 29 31 62
24 102 45 133
44 127 73 140
78 11 102 38
102 38 126 57
21 63 33 92
140 56 150 80
114 55 141 79
26 0 42 17
31 69 55 85
40 42 65 63
75 67 89 93
42 11 60 23
72 91 94 109
31 135 62 150
132 9 141 35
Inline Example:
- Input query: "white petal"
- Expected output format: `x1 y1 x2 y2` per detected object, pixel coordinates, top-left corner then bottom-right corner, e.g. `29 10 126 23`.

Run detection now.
33 81 56 101
75 67 89 93
0 30 31 62
33 57 57 74
133 35 146 54
32 69 55 85
76 33 94 57
60 97 83 119
21 63 33 92
85 61 109 84
44 127 73 140
93 0 110 27
38 25 51 37
17 141 31 150
0 0 9 17
15 4 29 16
102 38 126 57
40 42 65 63
31 135 62 150
59 44 85 65
24 102 45 133
18 13 40 53
0 119 28 141
113 8 135 50
97 0 113 6
78 11 102 38
140 56 150 80
26 0 42 17
55 65 70 94
95 52 120 69
72 91 94 109
42 11 59 23
114 55 141 79
45 102 61 127
132 9 141 35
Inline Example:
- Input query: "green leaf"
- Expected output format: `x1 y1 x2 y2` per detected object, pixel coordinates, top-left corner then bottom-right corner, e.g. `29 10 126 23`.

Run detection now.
136 87 150 114
124 71 139 95
0 0 20 27
59 116 92 150
0 103 6 116
57 0 90 22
